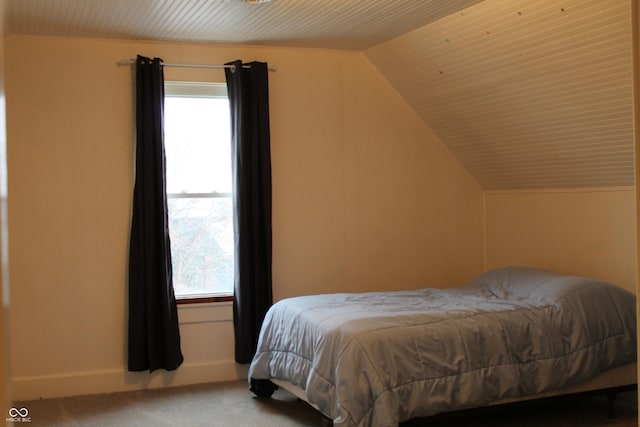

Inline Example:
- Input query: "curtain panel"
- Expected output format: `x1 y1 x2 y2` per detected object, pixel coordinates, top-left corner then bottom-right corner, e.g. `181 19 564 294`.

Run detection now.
225 60 273 364
128 55 183 372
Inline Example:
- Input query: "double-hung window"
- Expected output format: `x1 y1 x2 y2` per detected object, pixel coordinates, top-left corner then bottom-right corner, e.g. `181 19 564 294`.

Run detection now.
164 82 233 302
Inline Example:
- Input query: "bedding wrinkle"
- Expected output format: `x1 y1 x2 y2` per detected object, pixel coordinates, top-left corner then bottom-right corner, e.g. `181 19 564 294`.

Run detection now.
607 288 627 336
606 287 638 353
249 267 637 427
491 313 517 367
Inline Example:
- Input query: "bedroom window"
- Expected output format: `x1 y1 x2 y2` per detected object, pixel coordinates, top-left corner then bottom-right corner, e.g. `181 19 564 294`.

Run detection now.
164 81 234 303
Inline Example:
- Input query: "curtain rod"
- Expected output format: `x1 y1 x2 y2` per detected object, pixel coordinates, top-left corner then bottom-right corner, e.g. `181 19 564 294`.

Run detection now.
116 59 277 72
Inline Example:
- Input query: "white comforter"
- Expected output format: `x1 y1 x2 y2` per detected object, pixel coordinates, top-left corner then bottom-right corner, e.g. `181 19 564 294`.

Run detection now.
249 267 637 426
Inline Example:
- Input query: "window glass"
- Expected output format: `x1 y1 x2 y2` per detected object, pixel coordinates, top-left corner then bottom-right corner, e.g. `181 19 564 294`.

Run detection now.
164 96 231 194
164 83 234 298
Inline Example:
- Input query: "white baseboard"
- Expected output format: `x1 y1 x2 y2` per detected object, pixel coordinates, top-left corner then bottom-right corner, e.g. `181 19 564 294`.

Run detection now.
12 359 249 401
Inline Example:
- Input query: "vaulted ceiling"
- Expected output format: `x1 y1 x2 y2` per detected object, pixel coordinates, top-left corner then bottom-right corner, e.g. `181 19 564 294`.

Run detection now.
365 0 633 189
6 0 634 190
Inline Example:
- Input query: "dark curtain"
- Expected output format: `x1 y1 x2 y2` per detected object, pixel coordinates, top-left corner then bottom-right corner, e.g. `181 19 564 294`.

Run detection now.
128 55 183 372
225 60 273 364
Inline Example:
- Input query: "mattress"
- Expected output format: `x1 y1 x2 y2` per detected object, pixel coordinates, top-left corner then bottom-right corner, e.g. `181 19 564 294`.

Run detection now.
249 267 637 426
271 361 636 412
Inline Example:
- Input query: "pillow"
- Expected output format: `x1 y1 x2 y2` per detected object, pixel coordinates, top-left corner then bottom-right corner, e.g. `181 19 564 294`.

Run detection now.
464 266 608 303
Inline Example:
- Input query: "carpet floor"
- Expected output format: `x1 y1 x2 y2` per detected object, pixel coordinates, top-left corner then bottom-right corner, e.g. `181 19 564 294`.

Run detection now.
13 381 638 426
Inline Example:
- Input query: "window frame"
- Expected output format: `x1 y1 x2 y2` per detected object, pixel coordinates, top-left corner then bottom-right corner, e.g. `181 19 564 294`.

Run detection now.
164 81 234 304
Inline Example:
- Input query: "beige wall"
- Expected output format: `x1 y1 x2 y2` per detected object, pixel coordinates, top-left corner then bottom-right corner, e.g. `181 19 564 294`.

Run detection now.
485 188 637 293
0 0 9 417
5 35 484 400
6 31 635 404
633 0 640 400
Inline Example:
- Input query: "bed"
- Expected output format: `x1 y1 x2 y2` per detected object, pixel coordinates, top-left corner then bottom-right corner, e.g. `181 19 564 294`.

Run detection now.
248 267 637 426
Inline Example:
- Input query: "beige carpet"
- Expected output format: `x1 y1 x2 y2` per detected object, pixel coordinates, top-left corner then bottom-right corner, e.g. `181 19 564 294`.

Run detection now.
13 381 637 426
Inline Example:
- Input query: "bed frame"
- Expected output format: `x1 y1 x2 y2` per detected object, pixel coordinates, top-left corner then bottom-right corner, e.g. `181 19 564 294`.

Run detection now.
257 362 637 425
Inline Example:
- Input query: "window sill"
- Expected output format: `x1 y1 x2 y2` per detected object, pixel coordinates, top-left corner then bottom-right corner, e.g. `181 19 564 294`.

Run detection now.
176 294 233 305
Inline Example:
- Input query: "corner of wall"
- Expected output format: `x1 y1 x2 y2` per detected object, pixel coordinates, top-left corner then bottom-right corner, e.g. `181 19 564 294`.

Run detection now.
0 0 11 416
630 0 640 397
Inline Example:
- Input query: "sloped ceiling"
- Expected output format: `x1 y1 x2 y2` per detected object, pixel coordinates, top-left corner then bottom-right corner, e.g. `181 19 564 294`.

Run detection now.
6 0 635 190
365 0 634 189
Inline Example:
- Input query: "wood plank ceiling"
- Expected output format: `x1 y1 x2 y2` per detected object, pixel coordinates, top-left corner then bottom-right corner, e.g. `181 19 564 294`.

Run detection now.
6 0 634 190
365 0 634 189
6 0 484 50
